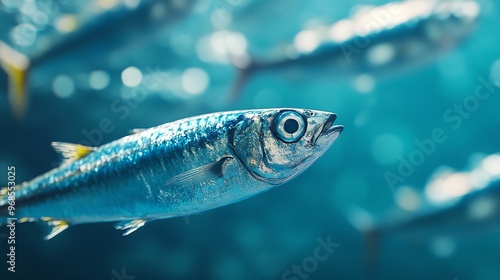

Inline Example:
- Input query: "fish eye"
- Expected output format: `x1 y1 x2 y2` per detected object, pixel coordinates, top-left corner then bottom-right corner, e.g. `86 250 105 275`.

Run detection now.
274 111 307 143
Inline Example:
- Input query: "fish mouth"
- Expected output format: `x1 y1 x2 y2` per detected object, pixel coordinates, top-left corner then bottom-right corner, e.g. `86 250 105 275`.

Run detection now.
313 114 344 145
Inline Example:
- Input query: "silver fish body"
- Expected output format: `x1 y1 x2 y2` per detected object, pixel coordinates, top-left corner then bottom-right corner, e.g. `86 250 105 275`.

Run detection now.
359 153 500 239
355 179 500 266
0 108 343 238
372 180 500 238
232 0 480 97
348 154 500 265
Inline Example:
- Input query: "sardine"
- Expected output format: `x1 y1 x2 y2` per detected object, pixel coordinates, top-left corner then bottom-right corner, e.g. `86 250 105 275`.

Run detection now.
351 179 500 270
231 0 480 99
0 0 198 118
353 180 500 240
349 153 500 263
0 108 343 239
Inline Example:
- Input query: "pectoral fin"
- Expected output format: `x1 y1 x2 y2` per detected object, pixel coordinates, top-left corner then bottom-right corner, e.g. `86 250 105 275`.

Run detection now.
51 142 97 165
115 219 147 236
0 41 30 119
40 218 69 240
166 156 234 187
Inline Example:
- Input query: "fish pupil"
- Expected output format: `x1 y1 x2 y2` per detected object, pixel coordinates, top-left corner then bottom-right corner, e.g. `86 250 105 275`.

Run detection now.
284 119 299 134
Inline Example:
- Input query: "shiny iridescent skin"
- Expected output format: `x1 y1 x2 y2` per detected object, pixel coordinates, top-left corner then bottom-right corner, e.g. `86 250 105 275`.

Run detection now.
0 109 343 236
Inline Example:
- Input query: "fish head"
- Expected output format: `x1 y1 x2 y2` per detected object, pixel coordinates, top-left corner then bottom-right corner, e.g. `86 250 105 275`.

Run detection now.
230 108 343 185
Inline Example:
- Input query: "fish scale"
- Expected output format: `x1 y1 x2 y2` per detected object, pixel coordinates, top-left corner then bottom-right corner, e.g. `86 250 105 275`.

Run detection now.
0 108 343 239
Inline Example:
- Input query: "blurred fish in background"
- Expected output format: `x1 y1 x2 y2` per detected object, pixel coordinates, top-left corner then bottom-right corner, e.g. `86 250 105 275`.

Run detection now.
349 153 500 268
0 0 499 279
229 0 481 99
0 0 198 118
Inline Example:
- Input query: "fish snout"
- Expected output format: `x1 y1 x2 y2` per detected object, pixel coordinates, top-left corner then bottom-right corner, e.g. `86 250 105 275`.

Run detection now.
312 113 343 146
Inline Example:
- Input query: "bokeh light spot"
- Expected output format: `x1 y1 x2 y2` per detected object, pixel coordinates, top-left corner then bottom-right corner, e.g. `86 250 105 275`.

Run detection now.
181 68 209 95
354 74 376 93
368 43 395 65
55 14 78 34
490 59 500 87
467 197 496 220
89 70 110 90
294 30 321 53
431 236 455 258
52 75 75 98
121 66 143 87
395 186 421 211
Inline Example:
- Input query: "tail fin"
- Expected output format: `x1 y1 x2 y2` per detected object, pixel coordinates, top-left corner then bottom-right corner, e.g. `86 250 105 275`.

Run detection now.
0 41 30 119
346 206 381 276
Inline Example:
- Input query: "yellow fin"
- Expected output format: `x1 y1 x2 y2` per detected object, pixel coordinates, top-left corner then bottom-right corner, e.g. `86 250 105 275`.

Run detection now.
51 142 97 165
0 41 30 119
41 219 69 240
0 184 22 207
19 217 36 223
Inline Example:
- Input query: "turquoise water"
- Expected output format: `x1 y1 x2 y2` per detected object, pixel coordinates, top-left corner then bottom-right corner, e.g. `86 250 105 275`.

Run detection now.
0 0 499 279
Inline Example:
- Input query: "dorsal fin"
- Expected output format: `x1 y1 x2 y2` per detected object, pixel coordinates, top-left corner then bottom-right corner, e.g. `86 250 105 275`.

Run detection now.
51 142 96 165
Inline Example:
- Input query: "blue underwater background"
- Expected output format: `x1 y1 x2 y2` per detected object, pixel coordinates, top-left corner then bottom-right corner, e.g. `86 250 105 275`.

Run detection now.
0 0 500 279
